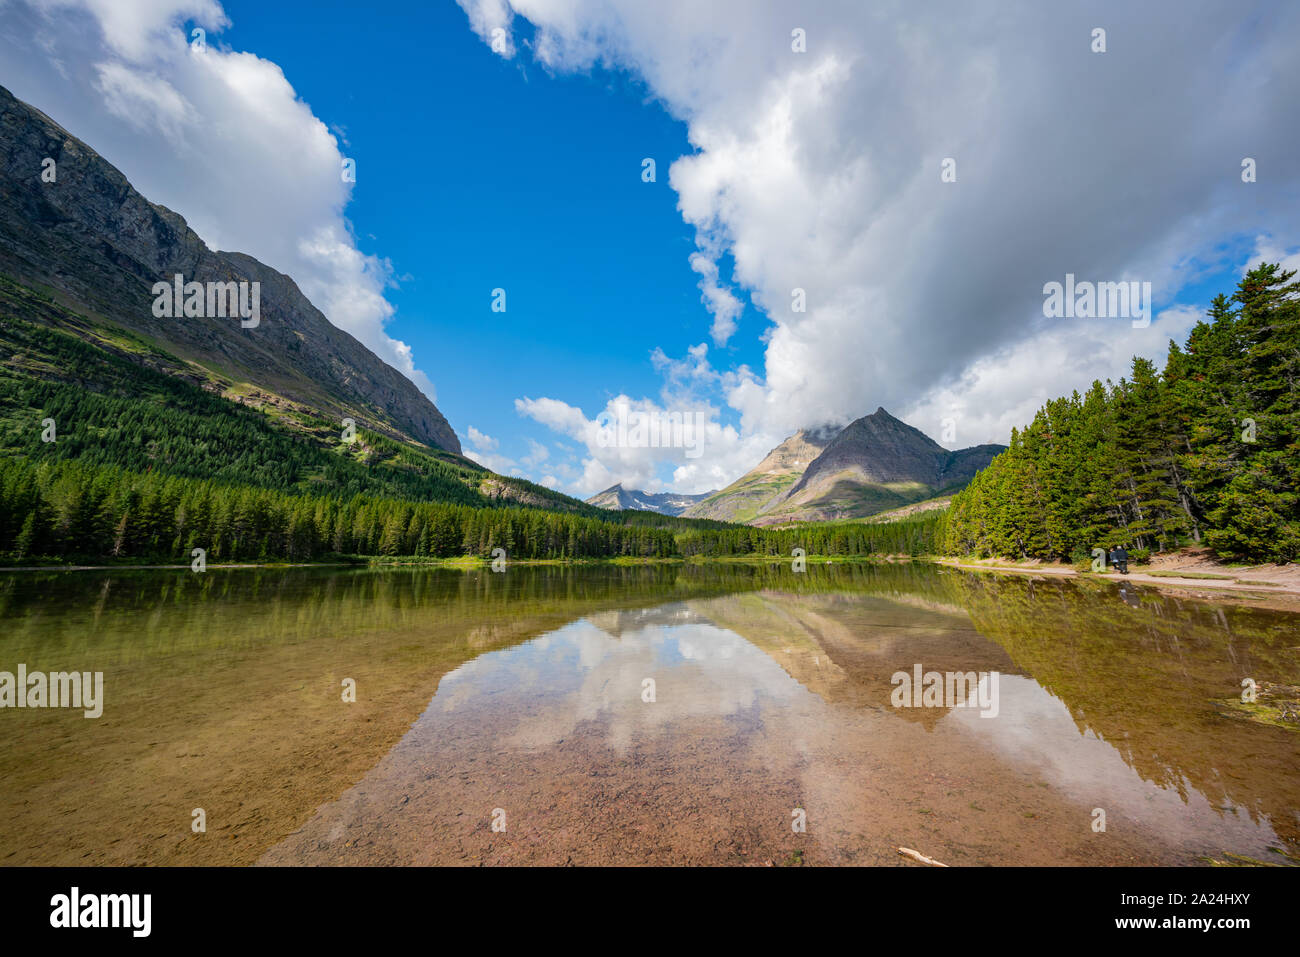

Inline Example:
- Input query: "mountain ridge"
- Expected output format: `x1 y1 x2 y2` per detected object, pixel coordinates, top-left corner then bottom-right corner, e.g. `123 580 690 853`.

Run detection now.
0 83 461 454
585 483 717 516
682 426 839 522
684 409 1005 525
757 408 1004 523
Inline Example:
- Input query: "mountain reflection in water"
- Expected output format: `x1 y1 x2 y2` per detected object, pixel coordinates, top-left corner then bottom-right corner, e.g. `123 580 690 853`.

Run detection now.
1 563 1295 866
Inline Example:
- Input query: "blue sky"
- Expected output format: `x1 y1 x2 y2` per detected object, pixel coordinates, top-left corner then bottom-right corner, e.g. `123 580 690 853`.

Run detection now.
207 0 1288 489
215 0 763 485
4 0 1298 497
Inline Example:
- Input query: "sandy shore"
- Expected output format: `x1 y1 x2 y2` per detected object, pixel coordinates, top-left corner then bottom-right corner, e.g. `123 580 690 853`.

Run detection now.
937 550 1300 611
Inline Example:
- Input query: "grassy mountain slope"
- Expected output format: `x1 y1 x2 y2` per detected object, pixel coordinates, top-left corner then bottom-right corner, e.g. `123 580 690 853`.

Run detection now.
687 413 1003 526
684 427 838 522
0 277 588 513
0 83 459 453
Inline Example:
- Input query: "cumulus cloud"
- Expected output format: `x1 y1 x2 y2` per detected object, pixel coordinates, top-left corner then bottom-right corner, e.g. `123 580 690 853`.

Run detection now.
1245 236 1300 278
466 426 498 451
36 0 228 61
900 306 1207 449
464 425 524 475
522 438 550 467
93 60 194 143
461 0 1300 480
688 252 744 345
516 385 772 496
457 0 514 58
2 0 441 401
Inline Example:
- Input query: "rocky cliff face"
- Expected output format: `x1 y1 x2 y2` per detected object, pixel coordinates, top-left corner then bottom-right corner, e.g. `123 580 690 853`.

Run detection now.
750 426 840 476
783 408 953 494
0 84 460 454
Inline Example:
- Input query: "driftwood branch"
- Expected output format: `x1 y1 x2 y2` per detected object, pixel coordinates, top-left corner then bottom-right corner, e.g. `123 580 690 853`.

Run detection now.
898 846 949 867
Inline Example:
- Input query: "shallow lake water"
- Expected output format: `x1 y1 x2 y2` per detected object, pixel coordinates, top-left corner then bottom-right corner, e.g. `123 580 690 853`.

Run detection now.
1 563 1296 865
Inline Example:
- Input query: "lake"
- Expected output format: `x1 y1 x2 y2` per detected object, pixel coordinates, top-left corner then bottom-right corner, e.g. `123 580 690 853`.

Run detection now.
1 562 1296 866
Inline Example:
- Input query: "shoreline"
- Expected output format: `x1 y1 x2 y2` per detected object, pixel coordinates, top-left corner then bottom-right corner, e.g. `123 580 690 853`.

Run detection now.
4 553 1297 610
934 557 1300 611
0 554 901 573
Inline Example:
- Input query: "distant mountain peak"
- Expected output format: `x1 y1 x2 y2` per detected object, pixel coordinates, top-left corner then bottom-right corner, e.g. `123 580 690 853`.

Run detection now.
586 484 717 516
684 407 1006 525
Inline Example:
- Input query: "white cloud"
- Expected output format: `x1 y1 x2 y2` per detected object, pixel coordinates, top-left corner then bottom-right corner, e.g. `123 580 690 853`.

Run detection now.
1245 236 1300 278
464 450 520 474
3 0 441 403
900 307 1205 449
466 426 498 451
461 0 1300 482
523 438 550 467
34 0 227 61
513 396 592 441
516 383 775 496
464 425 522 474
455 0 513 58
688 252 743 346
93 61 194 144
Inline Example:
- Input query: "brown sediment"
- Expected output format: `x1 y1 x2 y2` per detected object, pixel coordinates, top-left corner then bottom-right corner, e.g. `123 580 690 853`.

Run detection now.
0 565 744 865
263 583 1300 866
2 563 1297 867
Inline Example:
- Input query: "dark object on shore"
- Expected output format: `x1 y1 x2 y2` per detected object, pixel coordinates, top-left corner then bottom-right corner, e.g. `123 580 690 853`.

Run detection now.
1109 545 1129 575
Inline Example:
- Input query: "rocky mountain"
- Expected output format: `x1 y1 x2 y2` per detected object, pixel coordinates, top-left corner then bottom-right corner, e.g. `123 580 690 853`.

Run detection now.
684 410 1004 525
682 426 839 522
586 483 717 516
0 84 460 454
759 408 1004 523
